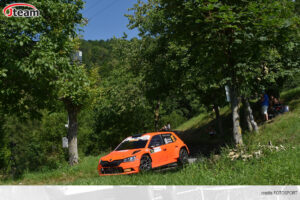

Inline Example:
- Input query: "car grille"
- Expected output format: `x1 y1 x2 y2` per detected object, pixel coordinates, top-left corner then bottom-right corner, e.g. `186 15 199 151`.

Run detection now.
101 159 123 167
101 167 124 174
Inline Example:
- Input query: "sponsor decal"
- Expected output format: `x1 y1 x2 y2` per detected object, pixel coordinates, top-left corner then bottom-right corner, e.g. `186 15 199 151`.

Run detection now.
150 147 161 154
3 3 40 17
171 135 176 141
154 147 161 152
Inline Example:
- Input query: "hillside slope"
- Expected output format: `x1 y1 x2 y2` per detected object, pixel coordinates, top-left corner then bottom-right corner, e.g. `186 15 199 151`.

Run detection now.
1 87 300 185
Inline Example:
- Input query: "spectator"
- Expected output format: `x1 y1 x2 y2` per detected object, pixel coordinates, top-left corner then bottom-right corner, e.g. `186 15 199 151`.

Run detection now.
159 123 171 131
273 97 280 106
208 125 216 136
261 93 269 121
166 122 171 131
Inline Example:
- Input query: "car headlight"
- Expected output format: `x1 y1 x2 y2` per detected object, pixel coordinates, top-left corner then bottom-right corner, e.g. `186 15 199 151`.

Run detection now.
123 156 136 162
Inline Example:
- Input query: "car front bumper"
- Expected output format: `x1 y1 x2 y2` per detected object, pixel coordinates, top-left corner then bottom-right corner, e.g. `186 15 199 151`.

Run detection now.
98 160 140 176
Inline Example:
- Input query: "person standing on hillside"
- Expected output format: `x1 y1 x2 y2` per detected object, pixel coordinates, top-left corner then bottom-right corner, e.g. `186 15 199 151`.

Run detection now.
160 122 171 131
261 93 269 121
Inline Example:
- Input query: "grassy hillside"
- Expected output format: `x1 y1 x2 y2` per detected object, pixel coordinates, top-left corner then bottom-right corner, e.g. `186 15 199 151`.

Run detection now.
1 87 300 185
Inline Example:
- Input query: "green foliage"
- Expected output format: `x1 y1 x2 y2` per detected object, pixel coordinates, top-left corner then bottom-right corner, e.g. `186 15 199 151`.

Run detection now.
128 0 300 97
160 110 187 129
80 39 114 71
296 0 300 15
0 0 92 167
127 0 300 144
0 111 67 177
78 38 202 153
1 33 202 175
57 63 91 107
283 72 300 90
90 39 154 151
0 0 85 116
0 106 97 178
0 111 10 175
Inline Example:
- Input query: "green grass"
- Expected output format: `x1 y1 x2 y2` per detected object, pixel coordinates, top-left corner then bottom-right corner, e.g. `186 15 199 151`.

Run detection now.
1 87 300 185
176 106 230 131
61 146 300 185
176 112 210 131
0 156 102 185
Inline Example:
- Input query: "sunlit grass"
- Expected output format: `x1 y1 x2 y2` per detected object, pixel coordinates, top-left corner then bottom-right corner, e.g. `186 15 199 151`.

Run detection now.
176 106 230 131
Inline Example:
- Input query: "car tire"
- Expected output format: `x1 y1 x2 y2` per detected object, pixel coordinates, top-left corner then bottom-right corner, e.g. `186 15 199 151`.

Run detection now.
178 148 188 166
139 155 152 172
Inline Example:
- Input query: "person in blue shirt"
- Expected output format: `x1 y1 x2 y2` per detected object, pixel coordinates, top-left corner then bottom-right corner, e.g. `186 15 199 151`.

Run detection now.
261 93 269 121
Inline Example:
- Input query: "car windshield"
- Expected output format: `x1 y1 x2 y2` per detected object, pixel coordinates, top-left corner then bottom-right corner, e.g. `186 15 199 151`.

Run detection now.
115 135 149 150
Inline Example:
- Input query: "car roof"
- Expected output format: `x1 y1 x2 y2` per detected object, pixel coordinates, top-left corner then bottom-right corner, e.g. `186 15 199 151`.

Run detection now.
139 131 174 137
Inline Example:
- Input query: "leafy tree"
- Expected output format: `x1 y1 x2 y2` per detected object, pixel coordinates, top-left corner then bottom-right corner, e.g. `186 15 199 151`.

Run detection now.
127 36 193 130
0 0 87 166
57 61 91 165
89 38 154 151
128 0 300 145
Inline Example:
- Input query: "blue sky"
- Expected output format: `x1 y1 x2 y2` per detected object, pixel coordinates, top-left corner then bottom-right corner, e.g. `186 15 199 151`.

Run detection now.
81 0 140 40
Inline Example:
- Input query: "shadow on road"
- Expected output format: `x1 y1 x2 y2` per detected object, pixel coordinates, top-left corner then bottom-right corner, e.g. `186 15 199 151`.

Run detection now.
174 113 234 158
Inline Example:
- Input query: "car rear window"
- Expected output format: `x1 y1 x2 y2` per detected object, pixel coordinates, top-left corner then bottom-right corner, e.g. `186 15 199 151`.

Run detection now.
161 134 176 144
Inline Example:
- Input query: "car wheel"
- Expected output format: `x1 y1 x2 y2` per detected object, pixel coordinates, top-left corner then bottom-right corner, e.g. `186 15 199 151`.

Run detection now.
139 155 152 172
178 148 188 166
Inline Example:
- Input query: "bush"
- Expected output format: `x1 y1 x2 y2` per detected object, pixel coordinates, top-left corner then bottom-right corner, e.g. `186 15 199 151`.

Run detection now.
0 112 67 178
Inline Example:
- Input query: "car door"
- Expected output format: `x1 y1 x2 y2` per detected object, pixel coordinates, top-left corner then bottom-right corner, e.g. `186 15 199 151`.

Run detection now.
148 135 168 167
161 133 179 163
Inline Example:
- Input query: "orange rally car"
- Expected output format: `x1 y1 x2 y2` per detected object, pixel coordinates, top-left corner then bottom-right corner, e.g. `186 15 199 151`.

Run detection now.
98 131 189 175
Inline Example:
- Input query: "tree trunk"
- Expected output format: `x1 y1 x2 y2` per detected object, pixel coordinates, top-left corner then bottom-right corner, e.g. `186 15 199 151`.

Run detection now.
154 99 161 131
244 98 259 133
65 102 79 166
242 98 253 132
230 87 243 145
245 114 253 132
213 104 224 135
9 136 17 178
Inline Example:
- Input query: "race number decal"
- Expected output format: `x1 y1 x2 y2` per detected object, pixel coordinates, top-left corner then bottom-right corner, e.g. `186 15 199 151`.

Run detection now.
153 147 161 153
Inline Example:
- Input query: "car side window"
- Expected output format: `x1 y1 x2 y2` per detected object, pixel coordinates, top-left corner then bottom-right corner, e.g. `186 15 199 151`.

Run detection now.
161 134 176 144
148 135 164 147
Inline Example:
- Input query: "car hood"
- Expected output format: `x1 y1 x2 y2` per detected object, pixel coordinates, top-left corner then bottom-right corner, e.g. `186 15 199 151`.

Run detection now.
101 149 143 161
